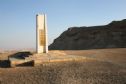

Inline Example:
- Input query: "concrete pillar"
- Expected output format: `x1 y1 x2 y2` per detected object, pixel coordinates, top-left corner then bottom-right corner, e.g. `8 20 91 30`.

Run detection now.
36 14 48 53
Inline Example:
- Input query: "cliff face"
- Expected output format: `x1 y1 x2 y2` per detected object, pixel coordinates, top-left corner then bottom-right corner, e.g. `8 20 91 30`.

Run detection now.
49 19 126 50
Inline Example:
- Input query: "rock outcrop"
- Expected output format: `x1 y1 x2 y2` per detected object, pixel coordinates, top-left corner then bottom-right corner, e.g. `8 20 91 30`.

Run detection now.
49 19 126 50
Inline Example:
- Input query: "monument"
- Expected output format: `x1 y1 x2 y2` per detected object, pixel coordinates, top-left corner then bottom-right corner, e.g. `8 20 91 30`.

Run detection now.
36 14 48 53
9 14 86 67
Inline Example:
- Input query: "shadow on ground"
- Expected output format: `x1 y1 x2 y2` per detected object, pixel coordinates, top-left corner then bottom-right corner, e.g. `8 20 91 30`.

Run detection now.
0 60 10 68
9 51 33 59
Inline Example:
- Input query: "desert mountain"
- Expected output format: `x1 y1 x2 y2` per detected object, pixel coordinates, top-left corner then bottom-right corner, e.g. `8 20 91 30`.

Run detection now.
49 19 126 50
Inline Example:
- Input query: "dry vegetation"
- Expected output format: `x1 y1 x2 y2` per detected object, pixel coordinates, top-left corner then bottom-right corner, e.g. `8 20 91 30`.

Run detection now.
0 48 126 84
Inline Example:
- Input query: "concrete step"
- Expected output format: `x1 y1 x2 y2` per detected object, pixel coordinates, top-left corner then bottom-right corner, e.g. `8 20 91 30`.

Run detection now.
9 54 87 67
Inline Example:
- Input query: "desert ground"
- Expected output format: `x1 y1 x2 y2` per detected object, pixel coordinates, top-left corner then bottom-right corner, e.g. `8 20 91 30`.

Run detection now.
0 48 126 84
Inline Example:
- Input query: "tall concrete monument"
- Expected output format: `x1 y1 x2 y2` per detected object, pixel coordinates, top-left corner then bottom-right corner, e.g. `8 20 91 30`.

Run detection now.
36 14 48 53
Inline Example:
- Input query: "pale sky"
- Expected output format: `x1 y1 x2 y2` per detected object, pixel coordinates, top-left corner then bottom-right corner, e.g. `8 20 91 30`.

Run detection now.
0 0 126 50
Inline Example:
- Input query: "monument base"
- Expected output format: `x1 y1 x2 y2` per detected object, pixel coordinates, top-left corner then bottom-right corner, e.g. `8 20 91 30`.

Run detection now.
8 53 86 67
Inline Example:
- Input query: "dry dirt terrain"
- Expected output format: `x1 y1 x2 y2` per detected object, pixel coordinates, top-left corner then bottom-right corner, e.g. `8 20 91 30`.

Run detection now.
0 48 126 84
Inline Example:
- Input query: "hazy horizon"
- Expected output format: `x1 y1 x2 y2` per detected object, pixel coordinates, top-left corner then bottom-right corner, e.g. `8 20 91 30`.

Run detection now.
0 0 126 50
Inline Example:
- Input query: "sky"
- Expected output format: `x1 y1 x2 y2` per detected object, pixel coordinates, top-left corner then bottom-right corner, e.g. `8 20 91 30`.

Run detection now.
0 0 126 50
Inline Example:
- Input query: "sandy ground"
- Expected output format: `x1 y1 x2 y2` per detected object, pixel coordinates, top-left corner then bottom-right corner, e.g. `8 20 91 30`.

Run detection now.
0 48 126 84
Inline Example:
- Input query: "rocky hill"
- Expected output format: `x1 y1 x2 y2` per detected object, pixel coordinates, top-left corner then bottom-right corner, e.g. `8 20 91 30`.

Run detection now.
49 19 126 50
